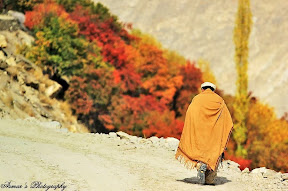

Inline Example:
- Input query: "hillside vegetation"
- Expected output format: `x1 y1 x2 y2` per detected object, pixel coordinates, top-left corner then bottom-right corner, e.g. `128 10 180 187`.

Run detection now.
0 0 287 172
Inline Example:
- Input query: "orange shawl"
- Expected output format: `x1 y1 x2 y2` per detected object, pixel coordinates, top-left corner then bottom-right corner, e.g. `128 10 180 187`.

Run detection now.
175 89 233 171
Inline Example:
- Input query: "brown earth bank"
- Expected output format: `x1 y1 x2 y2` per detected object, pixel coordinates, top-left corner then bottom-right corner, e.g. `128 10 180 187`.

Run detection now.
0 118 287 191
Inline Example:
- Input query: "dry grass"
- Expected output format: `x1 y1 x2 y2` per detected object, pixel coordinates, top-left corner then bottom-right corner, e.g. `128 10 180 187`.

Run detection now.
59 101 89 133
59 101 73 119
19 102 35 117
39 93 54 106
6 66 19 80
0 91 14 108
33 68 44 81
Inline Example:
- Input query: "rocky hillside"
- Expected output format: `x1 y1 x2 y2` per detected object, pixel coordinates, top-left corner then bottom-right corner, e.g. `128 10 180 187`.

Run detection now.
0 15 88 133
95 0 288 117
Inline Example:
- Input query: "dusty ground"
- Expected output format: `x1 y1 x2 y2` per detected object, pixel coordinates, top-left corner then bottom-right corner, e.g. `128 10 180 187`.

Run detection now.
0 118 287 191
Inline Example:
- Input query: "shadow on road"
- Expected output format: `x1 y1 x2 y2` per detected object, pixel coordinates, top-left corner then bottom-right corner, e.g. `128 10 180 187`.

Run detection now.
177 176 231 185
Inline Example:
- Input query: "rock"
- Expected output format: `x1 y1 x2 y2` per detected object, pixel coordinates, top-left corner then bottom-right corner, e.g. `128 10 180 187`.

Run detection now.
16 30 34 46
0 51 6 60
6 66 18 78
251 167 267 175
149 136 159 144
69 125 77 133
262 169 278 179
109 132 117 138
129 136 138 144
0 34 7 48
45 82 62 98
0 60 7 69
7 10 25 25
0 15 21 31
221 160 241 172
159 137 166 146
282 173 288 181
0 72 9 89
242 167 250 174
116 131 131 139
139 138 151 144
6 56 16 66
25 75 39 90
165 137 179 151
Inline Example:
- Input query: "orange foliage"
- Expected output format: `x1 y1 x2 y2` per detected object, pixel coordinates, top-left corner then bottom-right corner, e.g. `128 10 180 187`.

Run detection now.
25 1 68 29
143 110 184 139
173 61 203 119
246 100 288 172
136 43 183 104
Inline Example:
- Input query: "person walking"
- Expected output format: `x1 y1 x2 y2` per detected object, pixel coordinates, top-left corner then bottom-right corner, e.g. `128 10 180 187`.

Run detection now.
175 82 233 185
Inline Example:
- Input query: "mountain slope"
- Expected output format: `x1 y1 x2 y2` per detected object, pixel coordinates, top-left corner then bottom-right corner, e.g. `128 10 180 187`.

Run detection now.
94 0 288 117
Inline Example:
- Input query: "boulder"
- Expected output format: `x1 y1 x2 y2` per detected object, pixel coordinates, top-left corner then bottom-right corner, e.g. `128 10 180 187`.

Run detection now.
45 82 62 98
159 137 166 145
165 137 179 151
108 132 117 138
7 11 25 25
0 60 7 69
25 75 39 90
262 169 279 179
6 56 16 66
0 15 21 31
282 173 288 181
221 160 241 172
129 136 138 144
251 167 267 175
149 136 159 144
0 50 6 60
0 34 7 48
241 167 250 174
139 138 151 144
116 131 131 139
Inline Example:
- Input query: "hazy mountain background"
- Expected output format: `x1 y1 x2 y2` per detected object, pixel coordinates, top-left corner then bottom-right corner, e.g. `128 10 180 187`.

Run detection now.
94 0 288 117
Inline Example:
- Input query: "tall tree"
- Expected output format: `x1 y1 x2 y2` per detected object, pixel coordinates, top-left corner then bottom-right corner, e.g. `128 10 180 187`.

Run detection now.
233 0 252 157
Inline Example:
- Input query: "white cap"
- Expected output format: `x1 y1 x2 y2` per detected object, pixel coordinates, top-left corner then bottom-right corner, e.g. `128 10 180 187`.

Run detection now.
201 82 216 91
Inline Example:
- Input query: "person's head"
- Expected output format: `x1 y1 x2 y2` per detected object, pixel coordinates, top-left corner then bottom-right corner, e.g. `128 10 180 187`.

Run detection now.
201 82 216 92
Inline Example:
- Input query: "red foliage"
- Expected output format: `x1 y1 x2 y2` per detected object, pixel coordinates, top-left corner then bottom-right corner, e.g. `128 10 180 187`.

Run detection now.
135 43 183 104
143 110 184 139
25 1 67 29
174 61 203 118
26 1 205 141
180 60 203 92
70 5 142 92
65 76 94 115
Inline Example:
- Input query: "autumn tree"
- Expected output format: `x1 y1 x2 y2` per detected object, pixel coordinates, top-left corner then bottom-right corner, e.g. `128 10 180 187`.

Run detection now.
247 99 288 172
232 0 252 157
173 61 203 119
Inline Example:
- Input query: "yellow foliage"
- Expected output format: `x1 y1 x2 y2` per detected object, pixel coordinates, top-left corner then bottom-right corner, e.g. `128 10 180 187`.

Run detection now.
233 0 252 157
131 29 162 48
247 100 288 171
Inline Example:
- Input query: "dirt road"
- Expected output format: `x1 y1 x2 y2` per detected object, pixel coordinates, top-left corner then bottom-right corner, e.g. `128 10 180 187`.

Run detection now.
0 118 286 191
